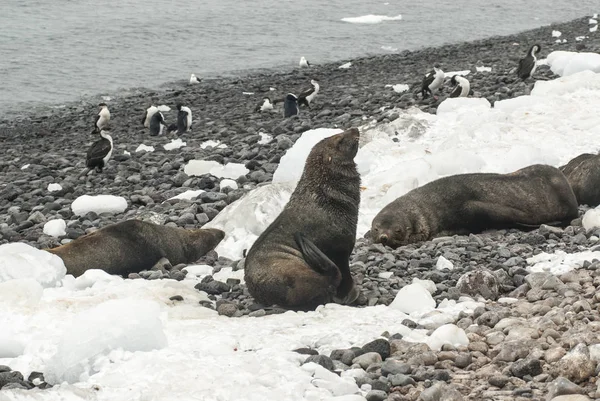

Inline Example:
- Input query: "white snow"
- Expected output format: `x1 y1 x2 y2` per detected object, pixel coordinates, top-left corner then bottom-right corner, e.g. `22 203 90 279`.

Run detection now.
167 189 205 201
208 71 600 260
546 51 600 76
426 324 469 351
135 144 155 153
389 283 436 314
385 84 409 93
47 183 62 192
476 66 492 72
341 14 402 24
0 243 66 287
583 207 600 231
436 256 454 271
220 178 238 190
123 150 131 156
20 164 30 170
184 160 249 179
201 139 228 149
43 219 66 237
258 133 273 144
243 92 254 95
163 138 187 150
71 194 128 216
527 250 600 274
339 62 352 69
381 46 398 52
552 30 562 37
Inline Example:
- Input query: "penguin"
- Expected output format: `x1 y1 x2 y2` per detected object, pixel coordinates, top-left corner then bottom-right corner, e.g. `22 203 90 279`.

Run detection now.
255 97 273 112
149 111 167 136
299 57 310 68
448 75 470 98
421 64 445 98
176 103 192 133
297 79 320 108
190 74 202 84
79 129 113 177
283 93 299 118
517 44 541 80
94 103 110 132
142 105 158 128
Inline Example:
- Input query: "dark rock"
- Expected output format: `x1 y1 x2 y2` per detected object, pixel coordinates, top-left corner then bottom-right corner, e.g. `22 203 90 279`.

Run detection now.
304 355 335 371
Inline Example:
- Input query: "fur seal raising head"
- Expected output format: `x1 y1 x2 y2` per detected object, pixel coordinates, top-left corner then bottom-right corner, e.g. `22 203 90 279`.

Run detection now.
371 164 578 249
46 220 225 277
560 153 600 207
244 128 362 310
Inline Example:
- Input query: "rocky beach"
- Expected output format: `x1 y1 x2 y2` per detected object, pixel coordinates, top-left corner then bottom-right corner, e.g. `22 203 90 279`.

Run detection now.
1 15 600 401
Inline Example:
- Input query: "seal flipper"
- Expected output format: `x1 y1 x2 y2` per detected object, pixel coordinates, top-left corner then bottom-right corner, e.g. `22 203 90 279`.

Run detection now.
294 232 340 277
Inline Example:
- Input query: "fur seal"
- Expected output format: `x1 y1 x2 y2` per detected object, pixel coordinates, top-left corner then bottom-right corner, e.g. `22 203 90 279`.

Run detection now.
46 220 225 277
371 164 578 248
244 128 361 310
560 153 600 207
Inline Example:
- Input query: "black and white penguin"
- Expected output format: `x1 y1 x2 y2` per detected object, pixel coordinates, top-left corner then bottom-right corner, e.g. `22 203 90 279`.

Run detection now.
190 74 202 84
448 75 470 98
299 57 310 68
421 64 445 98
297 79 320 107
149 111 167 136
283 93 299 118
94 103 110 132
142 105 158 128
176 104 192 133
255 97 273 112
79 129 113 177
517 44 541 80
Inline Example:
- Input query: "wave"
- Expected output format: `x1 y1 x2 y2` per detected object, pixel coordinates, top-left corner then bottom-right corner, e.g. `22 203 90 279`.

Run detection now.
341 14 402 24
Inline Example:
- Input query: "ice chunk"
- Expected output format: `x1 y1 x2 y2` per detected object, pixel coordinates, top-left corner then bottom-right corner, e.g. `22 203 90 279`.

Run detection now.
21 164 30 170
552 30 562 37
71 194 127 216
0 335 25 358
183 264 214 277
426 324 469 351
168 189 205 201
43 219 67 237
436 256 454 270
201 140 227 149
184 160 248 179
311 365 360 396
0 243 66 287
341 14 402 24
444 70 470 78
73 269 123 290
390 84 409 93
47 183 62 192
527 250 600 275
220 179 238 190
273 128 342 184
389 283 436 314
135 144 155 153
412 278 436 294
590 18 598 25
338 62 352 69
583 207 600 231
546 51 600 76
591 24 598 33
46 299 167 384
258 133 273 144
213 267 245 284
163 138 186 150
476 66 492 72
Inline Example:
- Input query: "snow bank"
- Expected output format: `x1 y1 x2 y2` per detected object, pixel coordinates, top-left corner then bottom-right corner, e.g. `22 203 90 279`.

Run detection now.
546 51 600 76
46 299 167 384
71 194 128 216
341 14 402 24
184 160 249 179
163 138 187 150
43 219 67 237
0 243 66 287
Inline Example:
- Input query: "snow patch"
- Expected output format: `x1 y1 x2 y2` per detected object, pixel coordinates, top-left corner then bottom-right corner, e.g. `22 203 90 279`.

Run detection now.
338 62 352 69
184 160 249 179
341 14 402 24
135 144 155 153
201 140 228 149
168 190 205 201
476 66 492 72
163 138 187 150
552 30 562 37
258 133 273 145
546 51 600 76
71 194 128 216
527 250 600 274
385 84 409 93
426 324 469 351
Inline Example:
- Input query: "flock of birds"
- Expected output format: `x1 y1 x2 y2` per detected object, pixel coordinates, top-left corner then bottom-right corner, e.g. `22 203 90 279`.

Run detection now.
81 44 542 179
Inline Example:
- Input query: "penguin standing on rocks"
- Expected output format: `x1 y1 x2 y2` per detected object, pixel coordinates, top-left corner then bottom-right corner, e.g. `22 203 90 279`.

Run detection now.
142 105 158 128
176 104 192 133
297 79 320 108
299 56 310 68
517 44 541 80
79 129 113 177
255 97 273 112
149 111 167 136
283 93 299 118
94 103 110 132
421 64 445 98
448 75 470 98
190 74 202 84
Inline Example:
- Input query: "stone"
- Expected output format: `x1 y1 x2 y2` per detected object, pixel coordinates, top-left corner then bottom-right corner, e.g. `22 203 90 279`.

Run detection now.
549 396 591 401
510 358 543 378
352 352 382 369
304 355 335 371
546 377 586 400
0 371 24 389
489 375 509 388
216 303 238 317
195 280 230 295
388 374 415 387
381 359 411 376
366 390 387 401
555 344 596 383
361 339 391 360
455 269 499 300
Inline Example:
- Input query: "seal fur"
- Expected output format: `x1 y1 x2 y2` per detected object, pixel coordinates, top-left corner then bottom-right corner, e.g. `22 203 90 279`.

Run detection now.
559 153 600 207
244 128 362 310
371 164 578 248
46 220 225 277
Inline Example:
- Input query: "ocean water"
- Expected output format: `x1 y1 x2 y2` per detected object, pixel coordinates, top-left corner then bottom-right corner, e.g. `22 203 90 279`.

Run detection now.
0 0 597 116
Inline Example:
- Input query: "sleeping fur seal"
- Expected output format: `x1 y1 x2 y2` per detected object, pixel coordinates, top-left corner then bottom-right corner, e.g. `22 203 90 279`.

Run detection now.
371 164 578 248
559 153 600 207
46 220 225 277
244 128 361 310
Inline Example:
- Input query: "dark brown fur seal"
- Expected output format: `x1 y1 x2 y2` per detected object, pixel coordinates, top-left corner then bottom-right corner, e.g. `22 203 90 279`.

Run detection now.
371 164 578 249
46 220 225 277
559 153 600 207
244 128 361 310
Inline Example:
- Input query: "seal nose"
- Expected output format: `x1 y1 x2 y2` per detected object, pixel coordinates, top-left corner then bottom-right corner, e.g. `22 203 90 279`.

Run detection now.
379 234 388 245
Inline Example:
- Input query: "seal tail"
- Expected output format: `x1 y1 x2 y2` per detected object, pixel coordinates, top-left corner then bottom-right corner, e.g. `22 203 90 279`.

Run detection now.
293 232 341 278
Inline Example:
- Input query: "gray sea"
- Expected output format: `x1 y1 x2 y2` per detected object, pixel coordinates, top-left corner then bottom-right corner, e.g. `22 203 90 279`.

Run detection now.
0 0 597 117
